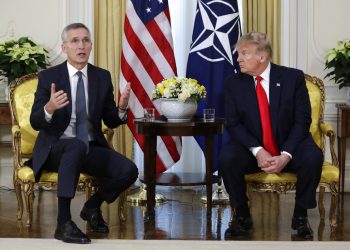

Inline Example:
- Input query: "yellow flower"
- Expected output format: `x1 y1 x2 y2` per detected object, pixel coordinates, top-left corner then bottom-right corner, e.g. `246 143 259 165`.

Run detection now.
152 76 206 102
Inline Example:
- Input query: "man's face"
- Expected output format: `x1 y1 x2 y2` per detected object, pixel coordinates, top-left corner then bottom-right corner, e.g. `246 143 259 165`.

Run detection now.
236 42 264 76
61 28 92 69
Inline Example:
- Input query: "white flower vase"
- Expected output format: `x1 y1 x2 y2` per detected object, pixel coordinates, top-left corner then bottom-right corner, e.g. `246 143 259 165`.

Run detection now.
159 98 197 122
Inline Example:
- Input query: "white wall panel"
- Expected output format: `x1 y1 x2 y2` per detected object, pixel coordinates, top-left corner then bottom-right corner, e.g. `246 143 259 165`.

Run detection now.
282 0 350 190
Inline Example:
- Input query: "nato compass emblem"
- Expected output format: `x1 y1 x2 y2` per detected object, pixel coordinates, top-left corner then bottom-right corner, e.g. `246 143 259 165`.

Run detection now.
189 0 241 66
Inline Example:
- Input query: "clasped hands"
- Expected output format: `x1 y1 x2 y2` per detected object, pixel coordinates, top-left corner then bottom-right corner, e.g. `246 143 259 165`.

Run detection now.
256 148 291 173
44 82 131 114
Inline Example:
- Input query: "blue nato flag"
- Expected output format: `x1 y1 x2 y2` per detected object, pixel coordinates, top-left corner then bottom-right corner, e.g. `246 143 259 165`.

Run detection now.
186 0 242 171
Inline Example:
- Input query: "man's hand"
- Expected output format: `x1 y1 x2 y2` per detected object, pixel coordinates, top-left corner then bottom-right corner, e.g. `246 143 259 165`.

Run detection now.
44 83 69 114
256 148 273 168
261 153 291 174
119 82 131 111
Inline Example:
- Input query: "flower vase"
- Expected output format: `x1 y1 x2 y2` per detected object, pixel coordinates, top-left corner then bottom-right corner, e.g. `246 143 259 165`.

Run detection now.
159 98 197 122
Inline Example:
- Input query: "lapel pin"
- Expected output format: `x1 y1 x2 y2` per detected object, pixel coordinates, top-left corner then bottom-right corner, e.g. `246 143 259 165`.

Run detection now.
276 83 280 87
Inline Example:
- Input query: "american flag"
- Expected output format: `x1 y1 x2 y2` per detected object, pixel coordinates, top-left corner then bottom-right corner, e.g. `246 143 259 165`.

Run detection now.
119 0 181 173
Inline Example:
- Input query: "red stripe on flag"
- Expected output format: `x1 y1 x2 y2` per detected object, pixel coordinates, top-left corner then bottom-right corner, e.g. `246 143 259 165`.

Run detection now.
146 20 177 74
121 53 180 162
121 53 156 110
124 17 164 83
120 0 181 173
164 8 171 23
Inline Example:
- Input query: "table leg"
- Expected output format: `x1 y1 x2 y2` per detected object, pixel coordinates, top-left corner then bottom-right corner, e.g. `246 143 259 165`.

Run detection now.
205 135 214 217
144 134 157 218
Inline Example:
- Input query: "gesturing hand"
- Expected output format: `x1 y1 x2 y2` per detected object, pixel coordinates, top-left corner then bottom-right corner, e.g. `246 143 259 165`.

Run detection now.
44 83 69 114
119 82 131 110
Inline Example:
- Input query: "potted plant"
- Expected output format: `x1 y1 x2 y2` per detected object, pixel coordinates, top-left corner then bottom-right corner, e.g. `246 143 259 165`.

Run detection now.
152 76 206 121
0 36 49 85
325 39 350 89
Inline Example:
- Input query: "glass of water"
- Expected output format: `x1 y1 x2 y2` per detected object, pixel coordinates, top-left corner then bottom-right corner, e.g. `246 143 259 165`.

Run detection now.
144 108 155 122
203 108 215 122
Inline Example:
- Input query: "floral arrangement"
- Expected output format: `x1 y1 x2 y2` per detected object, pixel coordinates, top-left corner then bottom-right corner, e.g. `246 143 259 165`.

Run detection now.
0 36 49 84
325 39 350 89
152 77 206 102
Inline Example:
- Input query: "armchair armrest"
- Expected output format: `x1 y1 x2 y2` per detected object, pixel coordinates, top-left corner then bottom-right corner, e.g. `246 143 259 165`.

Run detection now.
102 126 115 150
320 122 338 167
11 125 25 170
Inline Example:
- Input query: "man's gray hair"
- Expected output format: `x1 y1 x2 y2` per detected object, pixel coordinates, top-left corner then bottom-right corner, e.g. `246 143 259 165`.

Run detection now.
61 23 91 42
236 31 273 59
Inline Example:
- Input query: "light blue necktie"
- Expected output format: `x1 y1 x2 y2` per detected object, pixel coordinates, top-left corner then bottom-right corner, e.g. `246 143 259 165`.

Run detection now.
75 71 89 151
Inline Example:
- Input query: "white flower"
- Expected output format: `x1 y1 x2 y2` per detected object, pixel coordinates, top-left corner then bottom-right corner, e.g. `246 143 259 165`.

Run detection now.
152 77 206 102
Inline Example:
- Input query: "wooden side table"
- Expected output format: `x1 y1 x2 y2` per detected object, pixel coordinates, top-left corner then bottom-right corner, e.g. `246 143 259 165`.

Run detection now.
0 101 12 148
336 103 350 193
134 117 225 218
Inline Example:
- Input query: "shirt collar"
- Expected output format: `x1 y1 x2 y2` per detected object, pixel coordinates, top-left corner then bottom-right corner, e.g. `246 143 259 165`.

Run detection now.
255 63 271 83
66 62 88 78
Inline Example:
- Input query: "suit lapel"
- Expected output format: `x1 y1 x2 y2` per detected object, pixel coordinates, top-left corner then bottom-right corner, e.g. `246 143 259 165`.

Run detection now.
87 64 98 118
58 62 72 119
244 74 262 138
269 64 282 136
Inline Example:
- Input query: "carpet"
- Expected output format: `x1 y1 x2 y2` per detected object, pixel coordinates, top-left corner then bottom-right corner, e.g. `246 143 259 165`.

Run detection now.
1 239 350 250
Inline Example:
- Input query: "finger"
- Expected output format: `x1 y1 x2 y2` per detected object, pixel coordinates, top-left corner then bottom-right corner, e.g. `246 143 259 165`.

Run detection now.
51 83 56 94
54 90 66 99
56 96 68 105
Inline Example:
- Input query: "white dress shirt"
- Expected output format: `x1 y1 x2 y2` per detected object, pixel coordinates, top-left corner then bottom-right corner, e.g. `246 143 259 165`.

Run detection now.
249 63 292 159
44 62 126 141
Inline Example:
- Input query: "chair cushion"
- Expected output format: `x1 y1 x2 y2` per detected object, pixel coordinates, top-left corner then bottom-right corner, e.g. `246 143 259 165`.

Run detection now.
320 161 339 183
13 78 39 154
18 166 96 182
245 161 339 184
245 172 297 183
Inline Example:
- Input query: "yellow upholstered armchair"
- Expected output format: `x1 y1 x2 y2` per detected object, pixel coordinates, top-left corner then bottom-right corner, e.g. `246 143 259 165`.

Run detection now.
244 74 339 229
9 73 126 227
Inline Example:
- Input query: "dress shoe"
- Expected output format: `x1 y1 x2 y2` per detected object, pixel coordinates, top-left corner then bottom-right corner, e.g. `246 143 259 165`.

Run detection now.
54 220 91 244
291 216 313 240
80 206 109 233
225 216 253 238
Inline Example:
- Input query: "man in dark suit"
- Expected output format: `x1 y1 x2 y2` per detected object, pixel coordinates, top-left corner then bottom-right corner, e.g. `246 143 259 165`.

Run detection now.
30 23 138 244
219 32 323 240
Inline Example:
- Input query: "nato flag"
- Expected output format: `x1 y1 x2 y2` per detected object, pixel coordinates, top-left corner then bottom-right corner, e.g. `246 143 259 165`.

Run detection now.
186 0 242 171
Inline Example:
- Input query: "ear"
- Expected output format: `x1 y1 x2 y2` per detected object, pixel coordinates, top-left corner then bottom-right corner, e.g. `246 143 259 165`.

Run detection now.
259 52 268 63
61 43 66 54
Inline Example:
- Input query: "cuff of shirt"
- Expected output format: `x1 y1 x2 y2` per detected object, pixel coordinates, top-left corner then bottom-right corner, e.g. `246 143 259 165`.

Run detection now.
250 146 262 157
44 106 53 122
281 151 292 159
118 110 128 121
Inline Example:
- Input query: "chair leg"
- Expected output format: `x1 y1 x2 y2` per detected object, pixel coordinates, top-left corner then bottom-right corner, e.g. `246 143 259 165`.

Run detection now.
318 186 325 222
118 191 127 223
23 182 34 227
14 178 23 221
330 191 338 229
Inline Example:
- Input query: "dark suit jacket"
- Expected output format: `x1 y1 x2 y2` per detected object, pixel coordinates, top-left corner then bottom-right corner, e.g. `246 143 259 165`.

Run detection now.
30 61 125 181
224 63 313 155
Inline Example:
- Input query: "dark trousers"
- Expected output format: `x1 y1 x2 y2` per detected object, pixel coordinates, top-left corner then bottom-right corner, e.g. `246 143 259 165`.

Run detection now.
218 138 323 210
43 138 138 203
